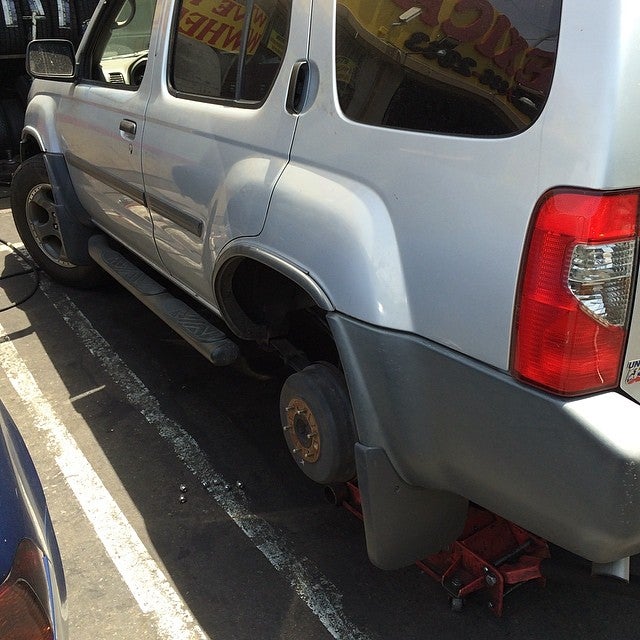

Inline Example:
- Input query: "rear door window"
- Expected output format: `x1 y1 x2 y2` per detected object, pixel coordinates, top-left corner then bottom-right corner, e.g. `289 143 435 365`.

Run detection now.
170 0 291 103
335 0 562 136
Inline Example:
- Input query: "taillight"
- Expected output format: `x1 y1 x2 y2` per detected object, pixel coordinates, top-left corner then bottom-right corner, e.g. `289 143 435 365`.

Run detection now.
513 189 639 395
0 539 54 640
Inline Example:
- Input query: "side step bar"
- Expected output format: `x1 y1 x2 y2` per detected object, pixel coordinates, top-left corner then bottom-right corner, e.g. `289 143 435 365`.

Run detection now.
88 235 239 366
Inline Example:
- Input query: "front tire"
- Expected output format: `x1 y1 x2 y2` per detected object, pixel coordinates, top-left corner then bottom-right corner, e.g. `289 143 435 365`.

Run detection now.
10 154 102 287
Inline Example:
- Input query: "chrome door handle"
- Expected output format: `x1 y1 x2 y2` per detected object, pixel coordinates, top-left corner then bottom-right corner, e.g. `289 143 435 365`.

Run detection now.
119 119 137 137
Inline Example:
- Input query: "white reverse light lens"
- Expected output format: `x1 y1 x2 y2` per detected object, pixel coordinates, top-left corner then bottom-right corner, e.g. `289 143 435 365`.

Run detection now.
568 240 636 326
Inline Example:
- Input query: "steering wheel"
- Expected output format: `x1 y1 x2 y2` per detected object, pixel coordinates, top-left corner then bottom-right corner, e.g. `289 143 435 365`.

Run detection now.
129 57 147 86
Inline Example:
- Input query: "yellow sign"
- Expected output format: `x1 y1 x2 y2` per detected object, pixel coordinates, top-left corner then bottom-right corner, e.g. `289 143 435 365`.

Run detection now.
179 0 268 55
393 0 554 91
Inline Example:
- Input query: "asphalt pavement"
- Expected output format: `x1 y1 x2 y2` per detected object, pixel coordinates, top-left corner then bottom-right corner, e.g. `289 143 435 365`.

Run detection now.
1 188 640 639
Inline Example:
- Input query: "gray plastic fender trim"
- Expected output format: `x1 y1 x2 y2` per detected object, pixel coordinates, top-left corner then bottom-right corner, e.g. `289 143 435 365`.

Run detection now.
43 153 92 227
329 312 640 563
40 152 95 265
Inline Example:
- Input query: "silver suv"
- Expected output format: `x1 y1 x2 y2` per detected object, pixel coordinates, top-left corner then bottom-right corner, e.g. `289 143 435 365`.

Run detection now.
12 0 640 577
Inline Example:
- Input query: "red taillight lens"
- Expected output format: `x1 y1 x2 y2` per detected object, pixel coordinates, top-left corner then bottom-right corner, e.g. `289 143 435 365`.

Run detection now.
0 540 53 640
513 189 639 395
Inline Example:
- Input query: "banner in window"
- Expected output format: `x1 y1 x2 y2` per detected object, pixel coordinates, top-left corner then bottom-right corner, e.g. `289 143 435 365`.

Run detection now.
178 0 268 55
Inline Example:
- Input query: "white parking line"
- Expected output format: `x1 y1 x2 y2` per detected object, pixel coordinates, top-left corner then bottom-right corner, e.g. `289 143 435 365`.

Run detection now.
39 278 372 640
0 324 209 640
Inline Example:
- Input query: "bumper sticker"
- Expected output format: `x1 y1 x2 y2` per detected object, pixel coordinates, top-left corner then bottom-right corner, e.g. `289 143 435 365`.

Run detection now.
626 359 640 385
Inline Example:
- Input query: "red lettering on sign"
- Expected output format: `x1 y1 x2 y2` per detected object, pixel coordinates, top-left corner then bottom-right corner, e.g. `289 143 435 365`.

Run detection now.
211 0 235 18
516 48 555 92
181 11 209 37
229 3 245 22
442 0 494 43
427 0 447 26
492 26 528 76
252 8 268 29
246 28 262 52
196 19 231 46
474 13 510 57
220 24 242 50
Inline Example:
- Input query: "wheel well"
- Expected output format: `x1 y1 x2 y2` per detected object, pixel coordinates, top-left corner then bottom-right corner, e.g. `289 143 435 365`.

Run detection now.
216 257 339 366
20 134 43 161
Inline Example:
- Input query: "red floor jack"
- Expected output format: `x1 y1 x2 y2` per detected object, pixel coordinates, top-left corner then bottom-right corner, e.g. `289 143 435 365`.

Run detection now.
329 481 550 616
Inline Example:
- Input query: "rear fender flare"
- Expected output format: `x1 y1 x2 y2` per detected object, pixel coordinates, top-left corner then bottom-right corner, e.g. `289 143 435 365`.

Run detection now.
214 242 333 341
257 164 412 331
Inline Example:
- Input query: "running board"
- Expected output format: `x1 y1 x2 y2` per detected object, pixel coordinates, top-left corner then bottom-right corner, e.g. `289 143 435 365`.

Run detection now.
88 235 239 366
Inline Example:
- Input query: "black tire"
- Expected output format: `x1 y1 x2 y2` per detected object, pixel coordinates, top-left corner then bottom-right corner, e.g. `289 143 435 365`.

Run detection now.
0 104 11 153
280 362 357 484
14 74 32 108
10 154 103 287
17 0 50 40
0 97 24 155
0 15 28 57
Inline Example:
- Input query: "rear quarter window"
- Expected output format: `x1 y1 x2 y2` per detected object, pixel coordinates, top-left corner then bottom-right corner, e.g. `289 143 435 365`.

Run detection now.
335 0 562 136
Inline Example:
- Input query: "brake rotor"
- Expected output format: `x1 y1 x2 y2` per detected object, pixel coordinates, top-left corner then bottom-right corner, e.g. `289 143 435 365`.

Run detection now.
284 397 320 464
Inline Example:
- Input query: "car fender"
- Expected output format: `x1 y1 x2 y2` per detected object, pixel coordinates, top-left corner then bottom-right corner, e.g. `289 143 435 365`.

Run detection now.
257 164 412 331
21 91 69 156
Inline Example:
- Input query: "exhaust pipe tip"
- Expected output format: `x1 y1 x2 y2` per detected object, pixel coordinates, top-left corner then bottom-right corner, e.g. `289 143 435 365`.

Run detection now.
591 557 630 582
324 483 349 506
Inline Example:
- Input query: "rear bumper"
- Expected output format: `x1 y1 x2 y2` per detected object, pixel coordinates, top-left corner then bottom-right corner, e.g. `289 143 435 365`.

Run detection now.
329 313 640 565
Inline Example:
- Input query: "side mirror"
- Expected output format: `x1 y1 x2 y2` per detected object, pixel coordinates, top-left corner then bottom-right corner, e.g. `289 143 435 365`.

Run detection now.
26 40 76 80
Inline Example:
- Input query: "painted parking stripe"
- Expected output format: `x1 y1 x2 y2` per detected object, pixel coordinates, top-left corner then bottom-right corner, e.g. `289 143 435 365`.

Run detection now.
0 324 209 640
39 278 372 640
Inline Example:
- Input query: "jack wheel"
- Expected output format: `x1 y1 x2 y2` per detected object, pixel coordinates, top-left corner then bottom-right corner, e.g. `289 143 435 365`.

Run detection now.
280 362 356 484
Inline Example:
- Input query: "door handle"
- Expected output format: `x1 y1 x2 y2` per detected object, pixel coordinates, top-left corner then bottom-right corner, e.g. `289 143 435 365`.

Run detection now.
119 119 137 138
286 61 310 114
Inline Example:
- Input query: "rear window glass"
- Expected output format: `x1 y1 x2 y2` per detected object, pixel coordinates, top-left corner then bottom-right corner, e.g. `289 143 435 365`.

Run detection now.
335 0 562 136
